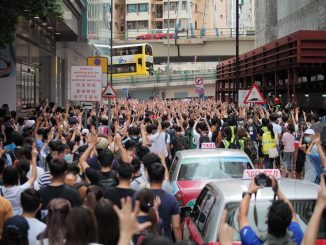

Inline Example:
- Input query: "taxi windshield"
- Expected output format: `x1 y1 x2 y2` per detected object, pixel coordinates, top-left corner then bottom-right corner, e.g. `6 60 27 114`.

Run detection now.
178 157 252 181
224 200 326 241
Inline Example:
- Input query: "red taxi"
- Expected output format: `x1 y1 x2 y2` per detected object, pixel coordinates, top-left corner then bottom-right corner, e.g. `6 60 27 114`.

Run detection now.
170 148 254 207
181 169 326 245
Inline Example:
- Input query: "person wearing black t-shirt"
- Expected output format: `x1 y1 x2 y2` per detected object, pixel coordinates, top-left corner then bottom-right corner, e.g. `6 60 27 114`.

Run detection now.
104 163 135 207
39 158 82 220
79 134 117 187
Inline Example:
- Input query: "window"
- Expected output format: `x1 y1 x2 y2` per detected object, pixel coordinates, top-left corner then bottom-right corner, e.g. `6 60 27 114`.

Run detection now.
127 4 137 13
108 63 137 74
193 188 209 223
138 20 148 29
145 44 153 55
169 156 179 180
127 21 137 30
197 193 215 234
178 156 251 181
181 1 186 10
164 20 175 28
139 3 148 12
224 200 326 241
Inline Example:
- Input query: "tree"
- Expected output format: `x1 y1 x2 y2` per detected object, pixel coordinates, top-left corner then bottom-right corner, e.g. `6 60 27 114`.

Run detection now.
0 0 63 47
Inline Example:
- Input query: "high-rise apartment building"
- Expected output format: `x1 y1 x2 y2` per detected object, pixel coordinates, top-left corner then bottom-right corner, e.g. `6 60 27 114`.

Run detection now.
87 0 255 42
226 0 255 36
87 0 125 43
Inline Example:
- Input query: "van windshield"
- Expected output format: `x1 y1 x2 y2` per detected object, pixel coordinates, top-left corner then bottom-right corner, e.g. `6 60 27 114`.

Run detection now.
178 156 252 181
224 200 326 241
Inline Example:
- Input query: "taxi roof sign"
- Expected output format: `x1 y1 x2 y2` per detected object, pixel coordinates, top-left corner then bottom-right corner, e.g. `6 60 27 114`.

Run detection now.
201 142 216 149
242 169 281 180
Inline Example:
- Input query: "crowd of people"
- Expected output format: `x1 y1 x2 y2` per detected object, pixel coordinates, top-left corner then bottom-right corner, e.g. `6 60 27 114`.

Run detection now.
0 97 324 245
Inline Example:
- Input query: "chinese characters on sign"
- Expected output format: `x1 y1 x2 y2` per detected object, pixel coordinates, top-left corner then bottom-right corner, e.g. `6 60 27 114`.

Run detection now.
70 66 102 102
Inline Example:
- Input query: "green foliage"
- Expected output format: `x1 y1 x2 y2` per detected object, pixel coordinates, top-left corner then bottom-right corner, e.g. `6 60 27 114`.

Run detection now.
0 0 63 47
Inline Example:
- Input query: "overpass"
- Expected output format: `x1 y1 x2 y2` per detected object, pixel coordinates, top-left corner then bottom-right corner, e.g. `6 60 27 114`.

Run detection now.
108 70 216 99
114 36 255 63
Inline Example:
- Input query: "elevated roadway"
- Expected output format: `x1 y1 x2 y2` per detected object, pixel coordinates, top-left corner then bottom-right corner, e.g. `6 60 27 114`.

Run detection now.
114 36 255 62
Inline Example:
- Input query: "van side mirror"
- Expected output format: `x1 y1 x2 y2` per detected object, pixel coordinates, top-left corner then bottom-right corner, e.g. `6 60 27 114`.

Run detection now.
180 206 192 218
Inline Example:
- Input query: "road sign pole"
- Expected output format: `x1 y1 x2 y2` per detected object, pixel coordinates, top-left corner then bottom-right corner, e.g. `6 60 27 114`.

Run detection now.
84 110 87 129
95 102 99 130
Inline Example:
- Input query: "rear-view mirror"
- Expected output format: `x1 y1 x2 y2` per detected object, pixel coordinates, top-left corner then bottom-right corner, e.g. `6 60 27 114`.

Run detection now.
180 206 192 218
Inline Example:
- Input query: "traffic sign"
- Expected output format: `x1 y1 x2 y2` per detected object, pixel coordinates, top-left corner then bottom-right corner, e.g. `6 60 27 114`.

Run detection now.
195 77 204 87
70 66 102 102
80 101 93 110
243 84 266 104
102 83 117 99
87 57 108 73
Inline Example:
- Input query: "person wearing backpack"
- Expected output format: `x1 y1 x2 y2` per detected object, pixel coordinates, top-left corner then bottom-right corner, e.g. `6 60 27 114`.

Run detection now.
80 133 117 190
103 163 135 207
237 127 258 165
185 119 198 149
238 176 303 245
219 126 239 149
174 126 188 152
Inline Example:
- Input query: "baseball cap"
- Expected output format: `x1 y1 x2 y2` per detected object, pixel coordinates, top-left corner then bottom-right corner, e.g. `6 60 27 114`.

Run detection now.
25 120 35 128
82 128 89 135
70 116 78 124
3 216 29 238
304 129 315 135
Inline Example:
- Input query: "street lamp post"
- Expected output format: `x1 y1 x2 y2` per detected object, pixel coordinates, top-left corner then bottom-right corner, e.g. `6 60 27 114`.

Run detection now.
167 0 170 83
108 0 113 129
235 0 239 102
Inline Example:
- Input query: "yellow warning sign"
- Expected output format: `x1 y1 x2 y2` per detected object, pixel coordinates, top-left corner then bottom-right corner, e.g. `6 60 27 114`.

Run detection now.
87 57 108 73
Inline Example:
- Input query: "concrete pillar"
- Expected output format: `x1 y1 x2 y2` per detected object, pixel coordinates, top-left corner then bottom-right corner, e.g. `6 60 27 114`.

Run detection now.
287 69 292 102
274 71 279 96
293 69 298 104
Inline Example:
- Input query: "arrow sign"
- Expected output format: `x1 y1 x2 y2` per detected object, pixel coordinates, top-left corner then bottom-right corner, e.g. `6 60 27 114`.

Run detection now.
102 83 117 99
80 101 94 110
243 84 266 105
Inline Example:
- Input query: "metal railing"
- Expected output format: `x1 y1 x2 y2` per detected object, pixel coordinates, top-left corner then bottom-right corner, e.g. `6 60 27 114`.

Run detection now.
123 27 255 40
111 69 217 85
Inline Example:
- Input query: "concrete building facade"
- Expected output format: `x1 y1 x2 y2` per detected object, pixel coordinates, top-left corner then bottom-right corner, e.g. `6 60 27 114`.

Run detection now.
255 0 326 47
0 0 96 112
88 0 255 42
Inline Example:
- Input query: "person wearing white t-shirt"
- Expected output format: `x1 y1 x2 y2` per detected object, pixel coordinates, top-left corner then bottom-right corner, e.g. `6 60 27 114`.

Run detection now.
23 145 45 191
0 147 38 215
21 189 46 245
149 122 171 158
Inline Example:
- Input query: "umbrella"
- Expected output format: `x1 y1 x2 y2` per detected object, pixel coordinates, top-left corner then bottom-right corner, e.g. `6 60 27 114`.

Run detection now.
311 122 326 144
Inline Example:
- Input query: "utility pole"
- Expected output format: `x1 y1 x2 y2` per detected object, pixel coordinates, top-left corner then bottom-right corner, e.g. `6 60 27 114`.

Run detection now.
108 0 113 129
235 0 239 102
167 0 170 83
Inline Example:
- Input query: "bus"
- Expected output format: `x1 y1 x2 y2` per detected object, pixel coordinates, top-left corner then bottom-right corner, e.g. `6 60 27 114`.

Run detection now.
93 43 153 77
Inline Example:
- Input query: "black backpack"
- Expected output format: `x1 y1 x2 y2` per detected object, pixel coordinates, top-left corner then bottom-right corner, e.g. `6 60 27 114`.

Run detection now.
97 171 117 190
175 135 188 151
243 138 258 162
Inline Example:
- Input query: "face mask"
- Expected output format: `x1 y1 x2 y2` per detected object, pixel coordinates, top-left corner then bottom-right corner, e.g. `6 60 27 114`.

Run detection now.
248 119 253 124
304 137 311 143
64 154 72 163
